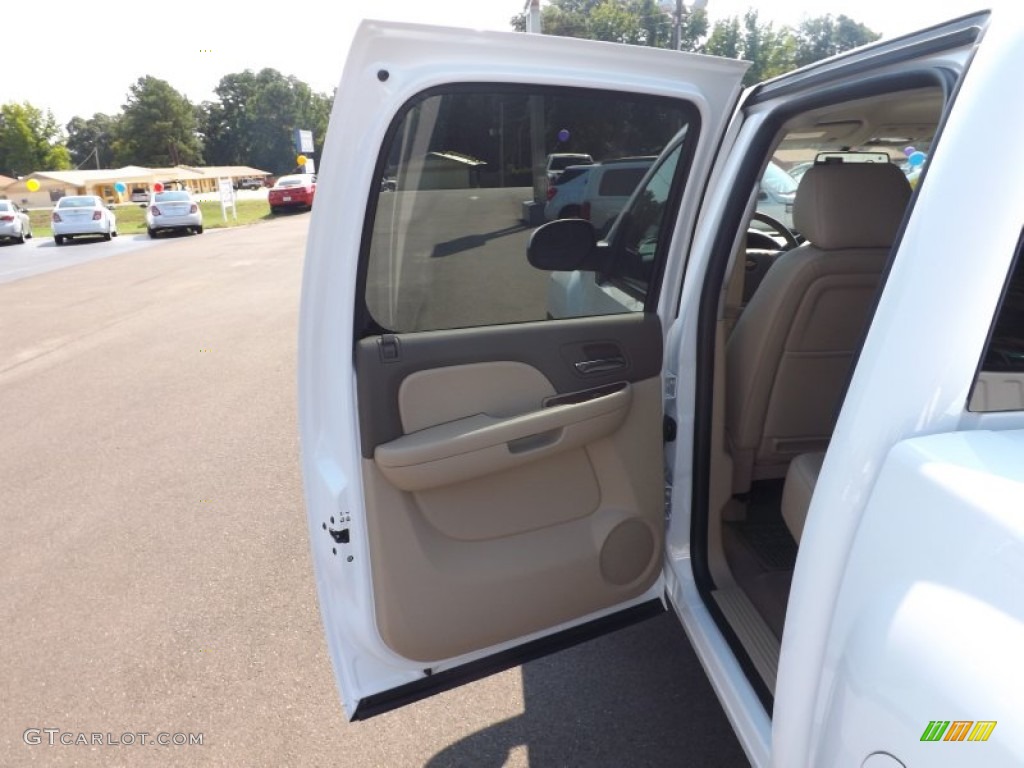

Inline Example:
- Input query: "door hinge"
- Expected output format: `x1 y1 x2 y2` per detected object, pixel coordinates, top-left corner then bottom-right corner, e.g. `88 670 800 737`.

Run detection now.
663 372 677 401
664 482 674 527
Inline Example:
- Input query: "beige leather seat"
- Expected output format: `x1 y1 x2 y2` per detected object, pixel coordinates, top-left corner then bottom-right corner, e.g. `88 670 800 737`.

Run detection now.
726 163 911 493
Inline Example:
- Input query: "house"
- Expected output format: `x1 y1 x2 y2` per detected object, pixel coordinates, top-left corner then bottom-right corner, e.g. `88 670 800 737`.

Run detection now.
2 165 271 207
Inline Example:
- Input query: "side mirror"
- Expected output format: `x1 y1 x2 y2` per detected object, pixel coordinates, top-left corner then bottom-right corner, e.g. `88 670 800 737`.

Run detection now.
528 219 605 271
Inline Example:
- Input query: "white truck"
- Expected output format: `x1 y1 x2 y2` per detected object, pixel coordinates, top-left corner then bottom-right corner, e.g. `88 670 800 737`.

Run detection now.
299 7 1024 765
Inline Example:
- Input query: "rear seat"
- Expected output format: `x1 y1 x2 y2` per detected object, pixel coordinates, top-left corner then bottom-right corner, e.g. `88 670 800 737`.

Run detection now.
781 452 825 542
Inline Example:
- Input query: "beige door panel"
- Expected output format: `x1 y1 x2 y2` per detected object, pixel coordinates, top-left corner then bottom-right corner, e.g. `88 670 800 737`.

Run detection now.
398 361 556 433
970 371 1024 412
362 375 664 662
375 381 632 491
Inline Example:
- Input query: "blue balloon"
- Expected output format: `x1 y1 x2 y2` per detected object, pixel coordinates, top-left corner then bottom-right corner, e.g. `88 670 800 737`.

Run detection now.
114 181 127 194
907 151 927 169
557 128 570 142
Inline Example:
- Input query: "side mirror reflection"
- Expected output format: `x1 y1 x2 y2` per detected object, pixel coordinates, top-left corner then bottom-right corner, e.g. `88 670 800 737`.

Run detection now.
528 219 604 272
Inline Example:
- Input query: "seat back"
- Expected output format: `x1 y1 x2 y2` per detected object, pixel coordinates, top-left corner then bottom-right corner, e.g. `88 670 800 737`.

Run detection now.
726 163 912 492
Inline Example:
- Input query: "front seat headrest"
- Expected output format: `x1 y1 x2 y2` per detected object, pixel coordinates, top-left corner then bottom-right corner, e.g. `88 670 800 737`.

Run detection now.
793 163 912 249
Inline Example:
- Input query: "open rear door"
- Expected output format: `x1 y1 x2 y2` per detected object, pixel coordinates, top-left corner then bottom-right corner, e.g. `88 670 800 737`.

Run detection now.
299 19 746 719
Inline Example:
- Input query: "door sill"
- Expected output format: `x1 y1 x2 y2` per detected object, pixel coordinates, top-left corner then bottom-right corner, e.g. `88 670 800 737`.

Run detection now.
711 587 780 694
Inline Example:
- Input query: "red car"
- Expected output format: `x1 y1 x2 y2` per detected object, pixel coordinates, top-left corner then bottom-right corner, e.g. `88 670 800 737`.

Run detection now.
268 174 316 213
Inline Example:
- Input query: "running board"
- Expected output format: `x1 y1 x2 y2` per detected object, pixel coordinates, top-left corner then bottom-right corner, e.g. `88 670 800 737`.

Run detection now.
711 587 780 693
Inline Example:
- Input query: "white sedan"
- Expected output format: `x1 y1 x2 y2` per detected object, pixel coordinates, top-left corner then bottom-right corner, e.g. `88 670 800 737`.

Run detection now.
145 190 203 237
0 200 33 244
51 195 117 244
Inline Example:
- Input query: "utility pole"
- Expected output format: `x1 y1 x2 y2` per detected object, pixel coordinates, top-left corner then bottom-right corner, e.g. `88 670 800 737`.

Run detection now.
524 0 541 33
664 0 708 51
522 0 547 224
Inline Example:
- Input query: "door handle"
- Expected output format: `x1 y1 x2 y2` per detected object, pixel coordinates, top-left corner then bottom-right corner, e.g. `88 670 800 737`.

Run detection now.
575 356 626 375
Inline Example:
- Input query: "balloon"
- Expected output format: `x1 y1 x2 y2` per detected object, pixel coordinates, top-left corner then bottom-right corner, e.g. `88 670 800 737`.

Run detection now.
26 179 40 192
907 151 927 169
153 182 164 193
296 154 307 166
903 146 916 157
114 181 126 194
557 129 570 143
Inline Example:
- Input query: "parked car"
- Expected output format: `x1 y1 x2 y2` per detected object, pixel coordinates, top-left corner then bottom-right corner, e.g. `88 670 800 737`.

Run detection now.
300 11 1024 767
543 164 592 220
786 161 813 185
235 177 265 191
545 152 594 184
757 160 797 228
0 200 32 244
51 195 117 244
129 188 149 204
578 156 656 235
269 174 316 213
146 190 203 237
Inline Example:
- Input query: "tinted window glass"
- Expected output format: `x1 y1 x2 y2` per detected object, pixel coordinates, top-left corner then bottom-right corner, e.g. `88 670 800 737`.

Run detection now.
155 191 189 202
362 87 698 333
58 197 96 208
608 142 684 296
971 234 1024 411
599 168 648 197
980 242 1024 372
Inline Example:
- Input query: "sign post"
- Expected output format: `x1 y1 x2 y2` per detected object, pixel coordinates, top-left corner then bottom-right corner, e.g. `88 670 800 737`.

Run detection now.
218 178 237 222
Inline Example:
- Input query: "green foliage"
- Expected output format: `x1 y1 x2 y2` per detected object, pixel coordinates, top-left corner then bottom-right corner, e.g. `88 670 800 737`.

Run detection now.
511 1 880 87
514 0 690 47
793 14 881 68
705 10 797 85
65 113 119 169
199 69 333 174
0 102 71 176
113 77 203 167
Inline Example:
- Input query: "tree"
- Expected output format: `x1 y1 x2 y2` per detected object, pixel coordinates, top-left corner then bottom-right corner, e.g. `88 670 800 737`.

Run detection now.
793 14 880 68
512 0 703 50
0 102 71 176
198 69 333 174
704 15 742 59
510 2 879 86
65 113 120 169
113 76 203 166
705 10 794 85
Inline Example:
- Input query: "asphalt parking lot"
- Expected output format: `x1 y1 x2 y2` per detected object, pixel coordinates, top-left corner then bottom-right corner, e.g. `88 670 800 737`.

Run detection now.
0 213 748 767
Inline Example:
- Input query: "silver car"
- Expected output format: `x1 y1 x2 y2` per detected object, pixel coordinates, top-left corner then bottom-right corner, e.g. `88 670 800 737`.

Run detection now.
0 200 33 244
51 195 118 245
145 190 204 238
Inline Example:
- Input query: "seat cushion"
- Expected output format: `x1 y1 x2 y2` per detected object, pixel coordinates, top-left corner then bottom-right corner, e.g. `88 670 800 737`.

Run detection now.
781 452 826 542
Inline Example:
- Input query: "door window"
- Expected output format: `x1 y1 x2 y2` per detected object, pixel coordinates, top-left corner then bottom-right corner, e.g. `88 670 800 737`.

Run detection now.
361 86 699 334
971 231 1024 411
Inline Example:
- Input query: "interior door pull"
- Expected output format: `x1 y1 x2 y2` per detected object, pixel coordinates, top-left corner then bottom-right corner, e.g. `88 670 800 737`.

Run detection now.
575 356 626 374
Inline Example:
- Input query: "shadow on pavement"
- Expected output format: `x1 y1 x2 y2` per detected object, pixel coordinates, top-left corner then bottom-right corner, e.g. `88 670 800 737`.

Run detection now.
425 613 750 767
431 223 530 259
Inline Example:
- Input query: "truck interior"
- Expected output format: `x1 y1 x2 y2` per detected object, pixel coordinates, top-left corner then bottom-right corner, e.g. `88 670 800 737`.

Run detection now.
700 82 948 701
